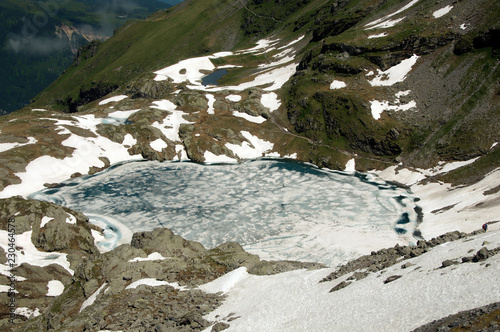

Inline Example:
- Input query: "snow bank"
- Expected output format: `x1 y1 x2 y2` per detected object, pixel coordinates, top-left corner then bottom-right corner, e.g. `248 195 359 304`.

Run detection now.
344 158 356 172
15 307 40 318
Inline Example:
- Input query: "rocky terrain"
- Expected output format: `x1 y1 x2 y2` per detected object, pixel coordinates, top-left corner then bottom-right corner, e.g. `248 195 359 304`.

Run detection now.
0 197 324 331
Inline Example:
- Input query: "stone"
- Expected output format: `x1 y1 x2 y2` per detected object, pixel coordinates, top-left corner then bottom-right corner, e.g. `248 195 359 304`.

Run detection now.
329 281 351 292
384 275 402 284
472 247 489 262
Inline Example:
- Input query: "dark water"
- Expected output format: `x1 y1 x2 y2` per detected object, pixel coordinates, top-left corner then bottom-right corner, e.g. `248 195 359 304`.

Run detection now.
202 69 228 86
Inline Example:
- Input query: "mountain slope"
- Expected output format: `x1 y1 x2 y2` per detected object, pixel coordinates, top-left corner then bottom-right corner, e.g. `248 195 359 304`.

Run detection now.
0 0 499 330
0 0 174 114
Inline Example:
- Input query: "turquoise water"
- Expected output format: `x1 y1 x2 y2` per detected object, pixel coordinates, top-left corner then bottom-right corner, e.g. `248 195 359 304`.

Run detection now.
29 159 421 266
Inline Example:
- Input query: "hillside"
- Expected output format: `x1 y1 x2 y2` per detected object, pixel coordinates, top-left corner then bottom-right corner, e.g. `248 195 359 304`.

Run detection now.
0 0 174 114
0 0 499 330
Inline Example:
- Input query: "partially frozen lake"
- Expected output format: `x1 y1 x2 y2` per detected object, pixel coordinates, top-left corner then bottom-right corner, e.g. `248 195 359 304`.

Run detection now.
30 159 421 266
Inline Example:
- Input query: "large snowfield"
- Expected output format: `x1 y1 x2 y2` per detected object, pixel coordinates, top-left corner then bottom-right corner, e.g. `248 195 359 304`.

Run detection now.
199 226 500 332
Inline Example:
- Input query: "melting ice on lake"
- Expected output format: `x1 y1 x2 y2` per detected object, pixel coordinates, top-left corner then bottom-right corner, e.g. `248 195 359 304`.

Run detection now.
29 159 421 266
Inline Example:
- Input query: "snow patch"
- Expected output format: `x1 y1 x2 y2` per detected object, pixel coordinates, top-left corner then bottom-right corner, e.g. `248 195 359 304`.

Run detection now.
368 32 388 39
126 278 188 291
46 280 65 297
150 138 168 152
368 54 419 86
66 213 77 225
199 267 248 294
344 158 356 172
365 0 419 29
330 80 346 90
226 95 242 102
370 100 417 120
203 151 237 164
0 137 37 153
260 93 281 112
128 252 169 262
80 283 107 312
433 5 453 18
15 307 40 318
206 94 216 114
232 111 267 124
40 216 54 228
225 131 274 160
154 56 215 83
99 95 128 105
0 230 74 276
